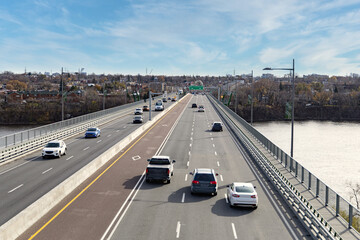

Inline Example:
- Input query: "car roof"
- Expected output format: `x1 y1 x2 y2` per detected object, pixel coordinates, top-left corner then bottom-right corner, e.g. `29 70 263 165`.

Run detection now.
213 121 222 124
151 155 170 159
194 168 214 174
48 140 62 143
232 182 254 187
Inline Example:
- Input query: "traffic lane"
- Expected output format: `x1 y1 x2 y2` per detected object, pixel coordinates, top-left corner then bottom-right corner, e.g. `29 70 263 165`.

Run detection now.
18 94 191 240
0 107 169 224
130 96 296 239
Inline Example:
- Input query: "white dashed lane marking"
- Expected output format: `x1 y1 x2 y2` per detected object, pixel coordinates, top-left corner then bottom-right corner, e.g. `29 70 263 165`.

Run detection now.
8 184 23 193
66 156 74 161
42 168 53 174
83 147 90 151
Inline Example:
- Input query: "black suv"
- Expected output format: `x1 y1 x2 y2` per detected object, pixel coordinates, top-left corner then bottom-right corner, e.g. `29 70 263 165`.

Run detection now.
190 168 218 196
211 122 223 131
192 103 197 108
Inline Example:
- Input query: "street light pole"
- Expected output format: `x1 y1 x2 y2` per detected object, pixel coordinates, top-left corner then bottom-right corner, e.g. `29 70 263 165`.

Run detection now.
250 70 254 125
290 59 295 158
61 67 64 121
263 59 295 158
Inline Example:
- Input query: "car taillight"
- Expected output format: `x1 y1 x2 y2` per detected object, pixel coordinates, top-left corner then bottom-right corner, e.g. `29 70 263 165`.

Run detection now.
146 169 149 173
192 180 199 184
232 194 240 198
210 181 217 185
167 169 170 175
251 195 257 198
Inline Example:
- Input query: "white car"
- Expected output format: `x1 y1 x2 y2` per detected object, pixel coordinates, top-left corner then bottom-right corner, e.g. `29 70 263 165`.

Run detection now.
42 140 67 159
134 108 143 115
155 102 164 111
227 182 258 208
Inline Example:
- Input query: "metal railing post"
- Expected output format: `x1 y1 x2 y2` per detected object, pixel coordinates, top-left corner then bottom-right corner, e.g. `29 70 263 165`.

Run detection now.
301 167 304 183
308 172 312 190
325 186 329 206
295 162 298 177
349 205 353 228
336 194 340 216
316 178 320 197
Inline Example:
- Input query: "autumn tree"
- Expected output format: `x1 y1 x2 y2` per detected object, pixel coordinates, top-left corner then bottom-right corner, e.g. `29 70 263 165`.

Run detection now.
7 80 28 91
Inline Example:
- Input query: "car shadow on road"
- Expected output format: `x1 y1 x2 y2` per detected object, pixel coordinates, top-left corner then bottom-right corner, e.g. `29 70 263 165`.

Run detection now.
211 198 255 217
167 186 216 203
140 179 171 190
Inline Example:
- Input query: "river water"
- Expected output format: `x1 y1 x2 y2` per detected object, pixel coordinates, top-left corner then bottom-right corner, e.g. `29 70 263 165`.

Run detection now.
253 120 360 203
1 121 359 203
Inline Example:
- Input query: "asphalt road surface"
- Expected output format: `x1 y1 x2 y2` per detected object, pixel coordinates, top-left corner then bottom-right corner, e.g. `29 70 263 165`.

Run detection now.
19 94 310 240
0 98 177 226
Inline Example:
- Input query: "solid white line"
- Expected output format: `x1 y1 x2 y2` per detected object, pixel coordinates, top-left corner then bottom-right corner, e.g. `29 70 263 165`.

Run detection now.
42 168 53 174
8 184 23 193
225 194 229 203
181 193 185 203
187 161 189 167
217 161 220 167
185 174 188 181
66 156 74 161
83 147 90 151
176 221 181 238
220 175 223 182
0 157 36 176
97 140 102 143
231 223 238 239
215 151 217 156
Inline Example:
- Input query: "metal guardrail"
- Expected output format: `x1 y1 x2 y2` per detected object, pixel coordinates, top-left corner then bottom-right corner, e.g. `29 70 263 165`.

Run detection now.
0 95 166 164
208 94 360 240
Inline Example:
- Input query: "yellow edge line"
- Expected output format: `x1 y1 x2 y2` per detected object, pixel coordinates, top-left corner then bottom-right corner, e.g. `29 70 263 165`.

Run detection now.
28 105 179 240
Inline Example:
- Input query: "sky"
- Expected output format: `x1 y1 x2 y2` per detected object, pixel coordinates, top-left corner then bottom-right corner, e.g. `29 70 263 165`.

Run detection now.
0 0 360 77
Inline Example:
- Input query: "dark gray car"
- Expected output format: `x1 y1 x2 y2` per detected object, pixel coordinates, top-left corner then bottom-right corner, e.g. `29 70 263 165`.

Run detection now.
190 168 218 196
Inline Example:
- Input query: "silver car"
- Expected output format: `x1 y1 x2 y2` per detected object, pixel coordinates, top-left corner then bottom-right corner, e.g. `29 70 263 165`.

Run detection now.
190 168 218 196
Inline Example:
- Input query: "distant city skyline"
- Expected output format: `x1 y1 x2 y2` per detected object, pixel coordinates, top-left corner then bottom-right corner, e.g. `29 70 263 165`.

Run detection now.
1 0 360 77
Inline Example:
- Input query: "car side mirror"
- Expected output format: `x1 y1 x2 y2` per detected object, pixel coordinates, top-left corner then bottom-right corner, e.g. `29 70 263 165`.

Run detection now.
172 160 176 163
189 172 193 175
254 186 256 188
215 173 219 176
226 185 229 187
147 159 151 162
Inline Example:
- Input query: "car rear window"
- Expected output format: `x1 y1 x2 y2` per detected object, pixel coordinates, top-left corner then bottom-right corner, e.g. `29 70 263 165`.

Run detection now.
194 173 215 181
235 186 254 193
149 158 170 165
46 143 60 148
87 128 97 131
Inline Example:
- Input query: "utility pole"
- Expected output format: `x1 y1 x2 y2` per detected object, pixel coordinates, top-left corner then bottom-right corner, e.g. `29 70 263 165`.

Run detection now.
251 70 254 125
61 67 64 121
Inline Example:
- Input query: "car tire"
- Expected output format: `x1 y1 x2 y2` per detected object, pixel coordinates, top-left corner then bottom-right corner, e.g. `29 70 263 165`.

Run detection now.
167 179 171 184
146 179 150 183
64 148 67 155
213 192 217 196
42 156 46 159
171 172 174 176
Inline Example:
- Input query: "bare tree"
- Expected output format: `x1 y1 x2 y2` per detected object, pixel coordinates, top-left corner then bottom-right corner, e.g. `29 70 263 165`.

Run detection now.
347 181 360 210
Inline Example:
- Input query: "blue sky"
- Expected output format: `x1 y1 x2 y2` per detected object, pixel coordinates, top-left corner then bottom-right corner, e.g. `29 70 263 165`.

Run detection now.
1 0 360 76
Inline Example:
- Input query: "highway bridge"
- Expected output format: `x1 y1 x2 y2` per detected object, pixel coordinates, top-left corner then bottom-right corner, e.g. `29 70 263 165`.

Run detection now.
0 93 359 240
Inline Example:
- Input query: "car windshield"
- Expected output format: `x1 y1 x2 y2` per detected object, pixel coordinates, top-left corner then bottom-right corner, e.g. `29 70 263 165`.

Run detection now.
214 123 221 127
87 128 97 131
149 159 170 165
194 173 215 181
235 186 254 193
135 116 142 119
45 142 60 148
155 102 162 106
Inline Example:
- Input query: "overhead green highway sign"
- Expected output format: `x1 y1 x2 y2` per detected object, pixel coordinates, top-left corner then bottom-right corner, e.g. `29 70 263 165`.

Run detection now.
189 85 203 90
